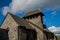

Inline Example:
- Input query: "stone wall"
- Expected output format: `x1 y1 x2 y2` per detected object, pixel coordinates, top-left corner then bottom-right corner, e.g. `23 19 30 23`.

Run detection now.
28 22 44 40
1 14 19 40
0 13 56 40
18 26 37 40
18 26 27 40
25 15 43 28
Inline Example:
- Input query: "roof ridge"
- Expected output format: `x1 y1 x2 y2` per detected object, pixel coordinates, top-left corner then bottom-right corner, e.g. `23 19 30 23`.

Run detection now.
26 20 52 33
23 9 44 17
8 12 23 24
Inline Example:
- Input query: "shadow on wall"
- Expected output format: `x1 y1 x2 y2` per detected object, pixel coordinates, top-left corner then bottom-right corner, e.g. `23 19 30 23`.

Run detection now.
0 29 9 40
18 26 37 40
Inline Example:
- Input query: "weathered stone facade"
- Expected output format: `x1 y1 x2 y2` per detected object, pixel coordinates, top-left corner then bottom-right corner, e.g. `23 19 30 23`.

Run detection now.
0 10 57 40
0 14 19 40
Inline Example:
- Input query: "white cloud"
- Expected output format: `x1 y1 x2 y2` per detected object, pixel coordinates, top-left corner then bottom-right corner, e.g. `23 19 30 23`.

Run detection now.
44 0 60 8
48 26 60 36
2 0 47 15
51 11 57 16
2 6 11 15
2 0 60 16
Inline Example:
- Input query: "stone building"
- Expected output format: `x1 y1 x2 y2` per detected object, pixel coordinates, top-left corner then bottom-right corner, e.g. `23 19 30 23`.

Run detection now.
0 10 57 40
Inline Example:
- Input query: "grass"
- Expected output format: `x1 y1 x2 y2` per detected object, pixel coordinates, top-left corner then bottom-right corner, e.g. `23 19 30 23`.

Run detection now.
57 36 60 40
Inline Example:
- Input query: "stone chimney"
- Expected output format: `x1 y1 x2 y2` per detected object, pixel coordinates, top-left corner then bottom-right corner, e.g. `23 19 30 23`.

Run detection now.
23 10 44 28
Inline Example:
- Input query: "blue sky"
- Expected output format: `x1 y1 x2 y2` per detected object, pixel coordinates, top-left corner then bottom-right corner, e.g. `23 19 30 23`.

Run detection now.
0 0 60 27
0 0 60 35
0 0 11 25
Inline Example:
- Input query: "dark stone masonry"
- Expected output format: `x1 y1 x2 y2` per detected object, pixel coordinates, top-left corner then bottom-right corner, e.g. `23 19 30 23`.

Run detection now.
0 10 57 40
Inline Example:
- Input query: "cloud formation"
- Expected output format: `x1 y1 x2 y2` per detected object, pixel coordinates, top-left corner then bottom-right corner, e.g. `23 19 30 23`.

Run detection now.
2 0 47 15
2 0 60 15
48 26 60 36
2 6 10 15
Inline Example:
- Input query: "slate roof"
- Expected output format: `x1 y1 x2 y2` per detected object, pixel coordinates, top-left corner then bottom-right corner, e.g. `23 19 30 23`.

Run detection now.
23 10 44 17
8 13 35 30
7 12 52 33
26 20 52 33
